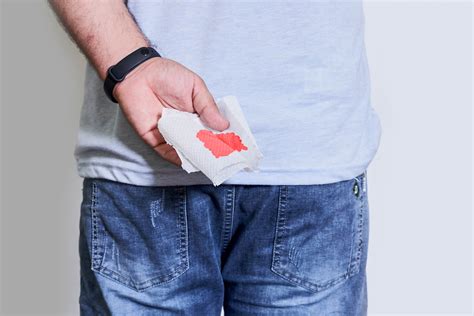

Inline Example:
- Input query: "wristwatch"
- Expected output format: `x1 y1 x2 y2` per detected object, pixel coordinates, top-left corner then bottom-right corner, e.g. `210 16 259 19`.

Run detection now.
103 46 161 103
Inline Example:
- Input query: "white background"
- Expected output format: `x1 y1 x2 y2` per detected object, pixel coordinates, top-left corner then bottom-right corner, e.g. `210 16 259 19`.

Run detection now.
1 1 472 315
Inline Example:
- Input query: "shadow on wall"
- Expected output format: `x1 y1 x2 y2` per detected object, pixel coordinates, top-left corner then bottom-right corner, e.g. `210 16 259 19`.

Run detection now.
1 2 85 315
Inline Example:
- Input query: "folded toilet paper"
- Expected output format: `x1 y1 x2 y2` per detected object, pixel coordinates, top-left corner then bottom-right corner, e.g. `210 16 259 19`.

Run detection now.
157 96 263 186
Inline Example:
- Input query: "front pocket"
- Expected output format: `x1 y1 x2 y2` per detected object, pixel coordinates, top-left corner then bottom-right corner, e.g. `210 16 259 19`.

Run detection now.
271 174 367 293
90 180 189 292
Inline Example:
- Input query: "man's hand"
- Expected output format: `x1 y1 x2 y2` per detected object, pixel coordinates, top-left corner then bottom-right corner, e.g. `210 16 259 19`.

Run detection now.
48 0 229 167
114 57 229 166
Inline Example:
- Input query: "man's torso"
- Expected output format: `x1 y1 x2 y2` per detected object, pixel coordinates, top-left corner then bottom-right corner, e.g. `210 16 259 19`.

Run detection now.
75 0 381 186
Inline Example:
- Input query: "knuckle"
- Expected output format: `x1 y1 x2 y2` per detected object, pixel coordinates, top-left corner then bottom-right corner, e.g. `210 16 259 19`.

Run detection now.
194 76 206 88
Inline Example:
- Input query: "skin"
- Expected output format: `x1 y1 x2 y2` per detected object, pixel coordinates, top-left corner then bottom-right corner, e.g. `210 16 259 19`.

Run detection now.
49 0 230 166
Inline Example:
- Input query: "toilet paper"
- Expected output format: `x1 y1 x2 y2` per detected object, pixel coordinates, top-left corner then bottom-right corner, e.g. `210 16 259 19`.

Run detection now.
157 96 263 186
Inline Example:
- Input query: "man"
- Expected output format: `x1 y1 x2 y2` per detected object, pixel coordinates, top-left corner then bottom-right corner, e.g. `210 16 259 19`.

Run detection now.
50 0 381 314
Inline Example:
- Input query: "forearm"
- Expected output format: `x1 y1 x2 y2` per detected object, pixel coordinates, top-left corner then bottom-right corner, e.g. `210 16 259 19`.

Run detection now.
49 0 148 79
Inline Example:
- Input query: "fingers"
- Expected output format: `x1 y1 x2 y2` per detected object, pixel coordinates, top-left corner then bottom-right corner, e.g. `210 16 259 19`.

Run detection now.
141 128 165 148
192 77 230 131
154 142 182 166
141 129 181 166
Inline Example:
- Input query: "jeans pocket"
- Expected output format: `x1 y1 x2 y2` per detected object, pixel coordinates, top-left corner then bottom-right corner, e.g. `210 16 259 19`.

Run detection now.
271 173 368 293
87 179 189 292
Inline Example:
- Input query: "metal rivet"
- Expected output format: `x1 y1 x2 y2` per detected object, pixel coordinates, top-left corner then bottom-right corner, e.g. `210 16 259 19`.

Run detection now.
353 182 360 197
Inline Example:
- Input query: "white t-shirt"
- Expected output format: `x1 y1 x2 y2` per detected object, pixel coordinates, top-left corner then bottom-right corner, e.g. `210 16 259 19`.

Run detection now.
74 0 381 185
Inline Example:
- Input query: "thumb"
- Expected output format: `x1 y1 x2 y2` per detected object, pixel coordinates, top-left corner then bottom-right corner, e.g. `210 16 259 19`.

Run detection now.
192 77 230 131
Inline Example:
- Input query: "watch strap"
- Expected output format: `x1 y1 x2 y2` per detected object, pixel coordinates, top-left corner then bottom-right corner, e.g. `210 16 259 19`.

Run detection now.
104 47 161 103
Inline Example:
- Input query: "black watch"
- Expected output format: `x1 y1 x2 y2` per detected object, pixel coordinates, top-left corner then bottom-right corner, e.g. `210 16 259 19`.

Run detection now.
103 46 161 103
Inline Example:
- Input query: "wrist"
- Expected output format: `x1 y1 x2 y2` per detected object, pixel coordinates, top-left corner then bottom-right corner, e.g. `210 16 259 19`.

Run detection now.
103 46 161 103
112 57 157 98
97 39 149 80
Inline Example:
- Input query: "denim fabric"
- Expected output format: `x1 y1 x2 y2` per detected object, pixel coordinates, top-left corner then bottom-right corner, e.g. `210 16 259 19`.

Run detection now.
79 172 369 315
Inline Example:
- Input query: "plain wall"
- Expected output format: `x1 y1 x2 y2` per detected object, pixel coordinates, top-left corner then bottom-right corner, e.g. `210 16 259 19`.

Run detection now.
0 1 472 315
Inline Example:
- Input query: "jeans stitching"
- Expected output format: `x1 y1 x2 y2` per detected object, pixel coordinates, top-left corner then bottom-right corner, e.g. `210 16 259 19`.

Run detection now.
271 181 365 293
350 182 366 275
90 181 102 270
91 184 190 292
222 186 235 252
271 185 288 269
178 186 189 268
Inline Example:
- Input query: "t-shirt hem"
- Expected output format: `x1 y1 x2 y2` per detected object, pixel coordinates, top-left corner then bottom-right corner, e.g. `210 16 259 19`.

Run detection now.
77 162 369 187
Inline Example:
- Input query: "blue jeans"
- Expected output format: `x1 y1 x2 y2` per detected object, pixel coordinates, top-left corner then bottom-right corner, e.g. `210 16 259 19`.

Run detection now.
79 172 369 315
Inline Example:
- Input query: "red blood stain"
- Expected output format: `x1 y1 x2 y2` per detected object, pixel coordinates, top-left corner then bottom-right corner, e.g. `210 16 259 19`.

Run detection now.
196 130 248 158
